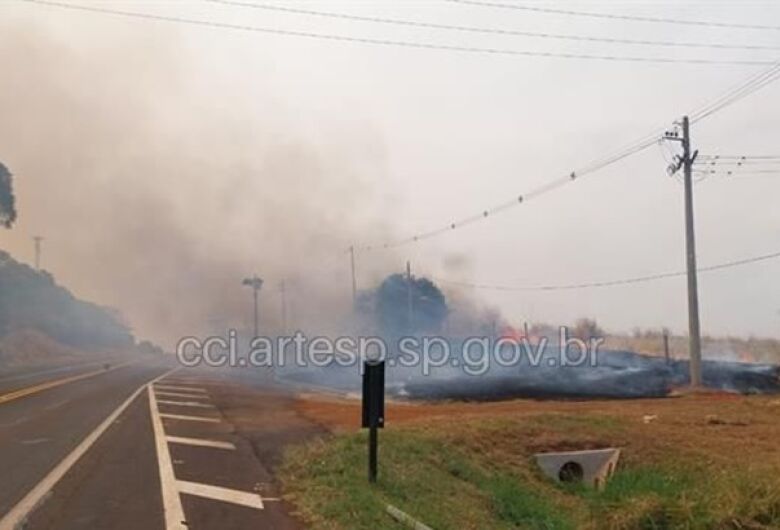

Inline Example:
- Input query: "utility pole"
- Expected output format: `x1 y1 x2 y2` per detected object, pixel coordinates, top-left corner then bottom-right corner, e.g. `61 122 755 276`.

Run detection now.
406 261 413 333
349 245 357 310
242 275 263 338
280 279 288 335
662 328 671 365
665 116 702 387
33 236 43 270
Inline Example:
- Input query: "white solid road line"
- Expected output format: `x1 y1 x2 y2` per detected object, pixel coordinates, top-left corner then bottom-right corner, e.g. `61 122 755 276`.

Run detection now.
177 480 272 510
157 399 216 409
159 413 221 423
154 384 207 393
155 391 210 399
149 385 188 530
166 436 236 450
0 367 179 530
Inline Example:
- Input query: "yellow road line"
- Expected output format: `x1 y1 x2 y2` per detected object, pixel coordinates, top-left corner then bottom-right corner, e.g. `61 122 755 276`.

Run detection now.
0 362 133 405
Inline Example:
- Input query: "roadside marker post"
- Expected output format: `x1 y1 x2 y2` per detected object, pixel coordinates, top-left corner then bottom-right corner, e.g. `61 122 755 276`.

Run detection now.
362 360 385 483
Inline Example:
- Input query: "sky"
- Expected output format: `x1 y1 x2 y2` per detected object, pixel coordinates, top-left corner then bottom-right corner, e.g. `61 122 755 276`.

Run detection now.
1 0 779 345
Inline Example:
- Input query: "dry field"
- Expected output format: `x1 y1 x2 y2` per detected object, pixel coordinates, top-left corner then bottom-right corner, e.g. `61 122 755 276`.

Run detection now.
282 391 780 529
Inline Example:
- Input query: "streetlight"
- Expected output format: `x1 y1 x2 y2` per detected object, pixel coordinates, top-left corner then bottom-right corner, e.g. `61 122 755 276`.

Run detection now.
242 275 263 338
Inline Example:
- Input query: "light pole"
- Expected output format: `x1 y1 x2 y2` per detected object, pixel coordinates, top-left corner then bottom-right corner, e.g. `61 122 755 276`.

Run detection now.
280 279 288 335
242 275 263 338
33 236 43 270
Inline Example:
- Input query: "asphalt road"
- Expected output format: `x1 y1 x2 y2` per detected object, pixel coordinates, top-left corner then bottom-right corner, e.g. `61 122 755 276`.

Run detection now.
0 363 319 529
0 359 122 394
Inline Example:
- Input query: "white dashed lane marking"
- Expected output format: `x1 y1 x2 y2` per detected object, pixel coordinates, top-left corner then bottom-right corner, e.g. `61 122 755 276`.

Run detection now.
159 413 221 423
177 480 275 510
153 385 207 394
157 400 216 409
166 436 236 450
150 375 277 529
155 391 211 400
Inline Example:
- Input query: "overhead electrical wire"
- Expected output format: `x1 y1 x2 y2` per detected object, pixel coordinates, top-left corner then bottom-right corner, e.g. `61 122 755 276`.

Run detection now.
698 155 780 160
19 0 778 66
355 59 780 251
696 160 780 165
354 135 660 251
434 249 780 292
693 155 780 177
445 0 780 32
697 169 780 175
204 0 780 52
20 0 780 258
690 63 780 122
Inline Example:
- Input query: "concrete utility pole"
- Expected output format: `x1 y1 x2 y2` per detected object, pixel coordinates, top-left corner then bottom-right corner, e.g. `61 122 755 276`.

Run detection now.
662 328 671 365
665 116 702 387
349 245 357 310
681 117 703 387
280 279 288 335
406 261 413 332
33 236 43 270
242 275 263 338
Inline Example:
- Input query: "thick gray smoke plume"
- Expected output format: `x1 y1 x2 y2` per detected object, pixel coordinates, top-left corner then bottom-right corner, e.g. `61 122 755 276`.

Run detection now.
0 14 397 347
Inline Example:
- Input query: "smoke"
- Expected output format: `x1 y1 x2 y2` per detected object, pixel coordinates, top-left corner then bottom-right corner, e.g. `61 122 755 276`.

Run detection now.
0 13 396 347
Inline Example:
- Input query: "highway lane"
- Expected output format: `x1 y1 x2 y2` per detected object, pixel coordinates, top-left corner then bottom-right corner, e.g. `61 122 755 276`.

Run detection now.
0 365 319 529
22 382 166 530
0 361 169 517
0 359 121 394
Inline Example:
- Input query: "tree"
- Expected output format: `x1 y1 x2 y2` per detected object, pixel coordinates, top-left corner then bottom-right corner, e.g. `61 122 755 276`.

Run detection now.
0 162 16 229
573 318 603 341
376 274 447 336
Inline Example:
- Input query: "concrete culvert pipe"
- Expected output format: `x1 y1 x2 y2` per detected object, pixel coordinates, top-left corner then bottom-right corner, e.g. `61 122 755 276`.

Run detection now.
535 448 621 489
558 461 584 483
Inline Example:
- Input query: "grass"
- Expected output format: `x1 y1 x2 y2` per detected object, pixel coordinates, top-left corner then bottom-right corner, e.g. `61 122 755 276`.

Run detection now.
281 401 780 530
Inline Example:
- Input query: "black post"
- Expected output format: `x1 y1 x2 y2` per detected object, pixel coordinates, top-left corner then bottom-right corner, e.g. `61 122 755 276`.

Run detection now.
362 360 385 484
368 423 378 483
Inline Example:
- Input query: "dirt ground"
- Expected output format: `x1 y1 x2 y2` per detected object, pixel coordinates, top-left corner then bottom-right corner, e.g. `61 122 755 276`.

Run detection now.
296 390 778 428
294 391 780 460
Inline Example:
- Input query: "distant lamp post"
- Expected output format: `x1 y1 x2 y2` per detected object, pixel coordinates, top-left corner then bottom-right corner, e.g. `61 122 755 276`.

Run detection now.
33 236 43 270
242 275 263 338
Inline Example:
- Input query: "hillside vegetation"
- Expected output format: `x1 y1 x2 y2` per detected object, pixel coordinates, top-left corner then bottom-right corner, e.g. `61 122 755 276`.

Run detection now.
0 250 132 364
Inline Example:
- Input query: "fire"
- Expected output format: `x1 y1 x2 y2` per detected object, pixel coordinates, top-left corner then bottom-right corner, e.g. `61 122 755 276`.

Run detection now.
739 350 756 363
499 326 526 342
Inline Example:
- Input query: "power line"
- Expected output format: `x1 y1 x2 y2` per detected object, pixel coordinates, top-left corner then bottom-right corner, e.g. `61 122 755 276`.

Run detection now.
446 0 780 32
20 0 777 65
356 60 780 251
695 169 780 176
22 0 780 258
698 155 780 160
435 249 780 292
355 59 780 251
696 160 780 165
205 0 780 52
693 155 780 176
690 63 780 122
355 134 660 252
